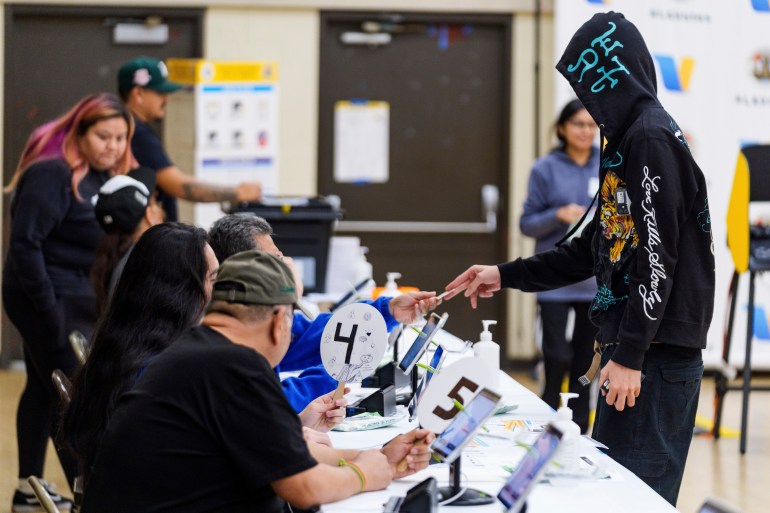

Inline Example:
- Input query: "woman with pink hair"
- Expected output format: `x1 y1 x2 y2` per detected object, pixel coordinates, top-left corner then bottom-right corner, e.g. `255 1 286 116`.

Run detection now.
3 92 135 512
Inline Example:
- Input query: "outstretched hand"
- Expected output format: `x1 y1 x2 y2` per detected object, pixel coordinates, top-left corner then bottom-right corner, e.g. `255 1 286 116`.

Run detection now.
388 291 440 325
444 265 501 309
298 387 350 432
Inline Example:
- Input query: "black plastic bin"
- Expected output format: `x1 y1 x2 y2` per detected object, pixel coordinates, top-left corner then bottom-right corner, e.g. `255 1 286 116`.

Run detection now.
228 197 344 293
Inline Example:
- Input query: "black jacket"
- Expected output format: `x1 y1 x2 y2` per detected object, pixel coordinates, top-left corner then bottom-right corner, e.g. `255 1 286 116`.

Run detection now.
499 11 714 370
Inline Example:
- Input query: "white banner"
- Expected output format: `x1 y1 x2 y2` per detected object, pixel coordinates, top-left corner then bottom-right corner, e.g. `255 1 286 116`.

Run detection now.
555 0 770 369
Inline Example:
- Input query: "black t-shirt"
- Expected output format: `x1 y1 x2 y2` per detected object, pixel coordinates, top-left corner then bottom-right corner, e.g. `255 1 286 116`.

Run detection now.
4 158 107 309
81 326 317 513
131 118 178 221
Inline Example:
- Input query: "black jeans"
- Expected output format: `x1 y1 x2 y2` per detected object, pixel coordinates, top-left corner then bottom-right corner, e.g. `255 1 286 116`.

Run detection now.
592 343 703 506
539 301 596 432
3 279 95 488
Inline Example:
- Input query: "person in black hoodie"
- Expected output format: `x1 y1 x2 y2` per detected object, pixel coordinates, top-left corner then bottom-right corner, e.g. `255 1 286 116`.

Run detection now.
445 12 714 505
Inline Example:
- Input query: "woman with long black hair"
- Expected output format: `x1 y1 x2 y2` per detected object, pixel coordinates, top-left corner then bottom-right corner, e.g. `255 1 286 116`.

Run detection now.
62 222 219 488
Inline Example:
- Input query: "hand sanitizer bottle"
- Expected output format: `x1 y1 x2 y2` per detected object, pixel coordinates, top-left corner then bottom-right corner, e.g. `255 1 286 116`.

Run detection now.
379 272 402 298
552 392 581 474
473 320 499 390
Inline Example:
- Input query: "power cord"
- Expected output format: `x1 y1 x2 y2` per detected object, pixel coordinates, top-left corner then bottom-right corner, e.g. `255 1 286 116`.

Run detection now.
438 471 469 506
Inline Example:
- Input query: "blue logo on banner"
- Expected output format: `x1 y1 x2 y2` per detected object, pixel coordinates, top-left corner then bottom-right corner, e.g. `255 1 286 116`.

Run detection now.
744 305 770 341
752 0 770 12
587 0 608 4
654 55 695 92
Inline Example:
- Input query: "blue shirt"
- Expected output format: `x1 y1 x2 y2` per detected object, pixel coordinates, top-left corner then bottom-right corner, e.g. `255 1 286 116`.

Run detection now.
520 148 599 303
278 296 398 412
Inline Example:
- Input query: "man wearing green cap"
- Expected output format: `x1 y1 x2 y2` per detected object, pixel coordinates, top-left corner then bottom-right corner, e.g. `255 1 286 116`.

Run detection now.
118 56 262 221
80 250 433 513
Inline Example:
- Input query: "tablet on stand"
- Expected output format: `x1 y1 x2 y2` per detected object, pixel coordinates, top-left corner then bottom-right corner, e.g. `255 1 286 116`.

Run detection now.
397 312 448 402
430 387 502 506
497 424 564 513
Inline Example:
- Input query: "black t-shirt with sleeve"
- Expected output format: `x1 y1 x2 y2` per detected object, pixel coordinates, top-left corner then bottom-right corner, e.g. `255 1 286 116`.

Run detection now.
3 158 107 309
81 326 317 513
131 118 178 221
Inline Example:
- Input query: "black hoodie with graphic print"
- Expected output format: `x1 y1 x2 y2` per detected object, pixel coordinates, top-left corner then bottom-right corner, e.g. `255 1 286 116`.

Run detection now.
499 11 714 370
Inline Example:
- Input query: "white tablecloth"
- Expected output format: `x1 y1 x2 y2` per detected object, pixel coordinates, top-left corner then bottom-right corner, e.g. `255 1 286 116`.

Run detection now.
322 366 677 513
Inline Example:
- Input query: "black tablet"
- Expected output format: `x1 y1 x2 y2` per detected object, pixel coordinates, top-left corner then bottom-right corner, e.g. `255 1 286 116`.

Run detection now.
398 312 448 374
497 424 564 513
407 343 447 420
430 387 502 464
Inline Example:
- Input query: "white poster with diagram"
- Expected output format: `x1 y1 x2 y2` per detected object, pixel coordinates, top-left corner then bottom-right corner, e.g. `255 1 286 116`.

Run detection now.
320 303 388 383
334 100 390 184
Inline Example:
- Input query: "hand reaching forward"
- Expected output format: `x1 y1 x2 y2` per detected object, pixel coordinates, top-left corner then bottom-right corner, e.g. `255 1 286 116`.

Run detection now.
298 387 349 432
444 264 501 309
388 291 440 325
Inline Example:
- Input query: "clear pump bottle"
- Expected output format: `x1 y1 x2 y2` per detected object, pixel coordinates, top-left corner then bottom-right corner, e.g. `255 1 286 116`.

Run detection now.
551 392 581 474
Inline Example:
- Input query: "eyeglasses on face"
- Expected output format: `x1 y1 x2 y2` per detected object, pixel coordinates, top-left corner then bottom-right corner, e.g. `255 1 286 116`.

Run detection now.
567 120 598 131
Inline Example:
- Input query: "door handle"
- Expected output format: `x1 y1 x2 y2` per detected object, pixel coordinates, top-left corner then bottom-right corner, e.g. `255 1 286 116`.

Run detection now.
333 184 499 234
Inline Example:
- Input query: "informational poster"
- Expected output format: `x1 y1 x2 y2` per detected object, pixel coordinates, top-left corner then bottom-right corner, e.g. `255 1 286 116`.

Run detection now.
555 0 770 369
333 100 390 184
167 60 279 228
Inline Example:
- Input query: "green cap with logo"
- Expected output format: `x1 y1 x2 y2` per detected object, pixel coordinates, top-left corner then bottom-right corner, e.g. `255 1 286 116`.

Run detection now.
212 250 298 305
118 56 183 98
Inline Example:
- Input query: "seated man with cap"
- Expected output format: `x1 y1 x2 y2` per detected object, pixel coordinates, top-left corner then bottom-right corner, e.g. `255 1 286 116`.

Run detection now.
92 166 164 312
80 250 432 513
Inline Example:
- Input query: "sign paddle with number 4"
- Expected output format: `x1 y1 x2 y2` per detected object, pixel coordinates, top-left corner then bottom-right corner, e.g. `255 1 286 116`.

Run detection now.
320 303 389 400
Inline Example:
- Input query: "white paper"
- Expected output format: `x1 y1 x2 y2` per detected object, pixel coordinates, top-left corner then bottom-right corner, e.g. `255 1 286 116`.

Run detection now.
333 101 389 183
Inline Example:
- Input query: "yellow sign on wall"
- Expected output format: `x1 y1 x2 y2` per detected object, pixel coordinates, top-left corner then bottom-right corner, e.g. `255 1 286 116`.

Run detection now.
167 59 278 84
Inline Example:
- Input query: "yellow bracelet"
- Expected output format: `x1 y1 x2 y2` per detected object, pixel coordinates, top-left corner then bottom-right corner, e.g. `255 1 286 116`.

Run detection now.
338 458 366 491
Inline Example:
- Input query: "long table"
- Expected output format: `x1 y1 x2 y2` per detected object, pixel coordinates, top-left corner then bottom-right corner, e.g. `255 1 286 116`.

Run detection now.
323 364 677 512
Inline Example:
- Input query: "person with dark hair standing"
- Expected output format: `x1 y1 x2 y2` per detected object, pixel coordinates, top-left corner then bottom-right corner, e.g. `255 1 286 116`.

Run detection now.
520 99 599 433
62 222 218 489
118 56 262 221
91 166 165 315
446 12 714 505
208 214 441 412
2 93 135 511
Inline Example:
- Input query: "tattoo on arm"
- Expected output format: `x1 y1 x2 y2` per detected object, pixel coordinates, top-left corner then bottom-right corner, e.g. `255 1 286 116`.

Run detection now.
181 182 238 203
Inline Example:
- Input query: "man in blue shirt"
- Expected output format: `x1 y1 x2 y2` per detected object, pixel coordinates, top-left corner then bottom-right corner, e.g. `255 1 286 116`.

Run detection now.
208 214 440 411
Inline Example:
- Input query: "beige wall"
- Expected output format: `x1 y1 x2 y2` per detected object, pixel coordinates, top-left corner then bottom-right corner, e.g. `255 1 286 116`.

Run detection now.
205 8 320 196
0 1 555 359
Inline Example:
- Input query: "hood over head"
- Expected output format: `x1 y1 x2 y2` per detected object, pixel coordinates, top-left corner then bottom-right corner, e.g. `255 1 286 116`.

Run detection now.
556 11 660 142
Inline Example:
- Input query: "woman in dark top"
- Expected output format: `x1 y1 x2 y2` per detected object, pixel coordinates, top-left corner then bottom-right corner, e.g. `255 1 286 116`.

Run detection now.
62 222 218 489
2 93 134 510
